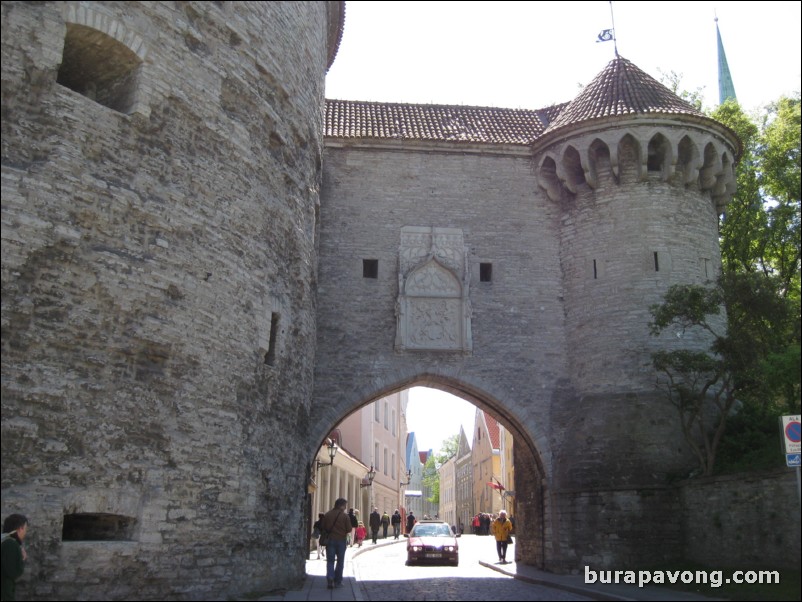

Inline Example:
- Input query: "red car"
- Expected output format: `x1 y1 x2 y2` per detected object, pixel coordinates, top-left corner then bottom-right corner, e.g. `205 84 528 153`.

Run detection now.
404 520 459 566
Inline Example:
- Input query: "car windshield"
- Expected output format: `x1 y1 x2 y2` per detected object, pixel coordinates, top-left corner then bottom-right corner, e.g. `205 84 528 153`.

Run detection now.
412 524 452 537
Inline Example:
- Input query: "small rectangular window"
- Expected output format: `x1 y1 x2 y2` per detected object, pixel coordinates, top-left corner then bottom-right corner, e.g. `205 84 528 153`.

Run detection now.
593 259 598 279
654 252 660 272
480 263 492 282
363 259 378 278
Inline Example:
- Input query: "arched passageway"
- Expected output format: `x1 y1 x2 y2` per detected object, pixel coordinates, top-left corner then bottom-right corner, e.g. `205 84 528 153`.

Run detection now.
307 378 548 569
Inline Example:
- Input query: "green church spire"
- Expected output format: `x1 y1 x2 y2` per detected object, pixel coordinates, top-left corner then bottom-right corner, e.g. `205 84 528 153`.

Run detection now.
716 16 737 104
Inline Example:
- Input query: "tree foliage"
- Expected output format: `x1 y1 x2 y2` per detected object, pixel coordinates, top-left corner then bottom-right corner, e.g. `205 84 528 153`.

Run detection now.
421 434 460 505
651 93 801 477
422 454 439 504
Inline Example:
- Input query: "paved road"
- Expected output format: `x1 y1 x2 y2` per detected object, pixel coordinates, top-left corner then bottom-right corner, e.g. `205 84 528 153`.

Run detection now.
352 535 592 601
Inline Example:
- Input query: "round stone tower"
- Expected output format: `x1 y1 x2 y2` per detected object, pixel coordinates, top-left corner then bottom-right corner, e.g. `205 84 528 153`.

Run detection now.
533 57 739 566
1 2 343 599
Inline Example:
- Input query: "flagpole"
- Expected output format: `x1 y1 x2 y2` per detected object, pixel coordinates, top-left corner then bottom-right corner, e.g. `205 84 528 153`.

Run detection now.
609 1 619 57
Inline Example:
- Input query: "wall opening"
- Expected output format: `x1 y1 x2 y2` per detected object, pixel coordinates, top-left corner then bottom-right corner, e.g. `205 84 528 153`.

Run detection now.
480 263 493 282
363 259 378 278
62 513 136 541
265 313 280 365
57 23 142 114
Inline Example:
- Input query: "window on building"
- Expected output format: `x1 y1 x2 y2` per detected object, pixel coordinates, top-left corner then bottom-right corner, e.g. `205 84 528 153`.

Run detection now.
392 409 396 436
384 401 389 429
374 402 380 422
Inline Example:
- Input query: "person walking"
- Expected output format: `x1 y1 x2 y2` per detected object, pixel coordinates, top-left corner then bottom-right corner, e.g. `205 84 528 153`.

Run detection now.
1 514 29 602
391 510 402 539
405 511 416 535
354 522 367 547
321 498 352 589
312 513 325 559
490 509 513 563
346 508 358 546
380 511 390 539
369 507 381 544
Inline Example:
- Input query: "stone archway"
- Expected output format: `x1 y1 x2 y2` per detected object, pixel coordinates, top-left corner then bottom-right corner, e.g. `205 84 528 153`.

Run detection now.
307 376 549 569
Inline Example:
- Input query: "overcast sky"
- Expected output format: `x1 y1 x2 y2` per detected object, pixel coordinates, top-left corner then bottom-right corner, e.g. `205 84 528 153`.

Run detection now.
328 1 801 454
326 1 801 112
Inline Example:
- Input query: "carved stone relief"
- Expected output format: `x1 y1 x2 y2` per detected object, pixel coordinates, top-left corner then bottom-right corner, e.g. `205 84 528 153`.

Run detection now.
395 226 472 352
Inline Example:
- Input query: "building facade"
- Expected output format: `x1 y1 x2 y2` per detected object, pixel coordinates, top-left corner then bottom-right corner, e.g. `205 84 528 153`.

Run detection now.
438 454 456 528
472 409 503 515
454 427 474 534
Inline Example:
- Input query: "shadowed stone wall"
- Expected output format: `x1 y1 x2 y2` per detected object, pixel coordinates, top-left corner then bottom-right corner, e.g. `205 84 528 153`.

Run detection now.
1 2 335 599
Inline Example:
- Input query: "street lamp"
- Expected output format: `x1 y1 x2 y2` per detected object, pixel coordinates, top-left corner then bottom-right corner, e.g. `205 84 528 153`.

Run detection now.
316 439 338 470
400 469 411 487
360 465 377 488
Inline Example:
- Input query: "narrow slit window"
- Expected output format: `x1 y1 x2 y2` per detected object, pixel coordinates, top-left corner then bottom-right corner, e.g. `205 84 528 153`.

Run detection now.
654 252 660 272
265 313 279 365
593 259 598 279
363 259 378 279
480 263 493 282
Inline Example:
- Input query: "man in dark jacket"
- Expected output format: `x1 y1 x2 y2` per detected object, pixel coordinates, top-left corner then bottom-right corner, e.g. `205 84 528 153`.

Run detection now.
322 498 352 589
369 507 381 544
405 511 416 535
1 514 29 602
391 510 402 539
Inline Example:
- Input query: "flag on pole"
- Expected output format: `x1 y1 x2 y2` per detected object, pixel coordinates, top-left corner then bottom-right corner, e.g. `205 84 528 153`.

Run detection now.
597 29 614 42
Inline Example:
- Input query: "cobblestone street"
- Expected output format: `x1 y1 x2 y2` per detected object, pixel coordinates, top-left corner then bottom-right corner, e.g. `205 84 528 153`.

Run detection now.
351 535 591 601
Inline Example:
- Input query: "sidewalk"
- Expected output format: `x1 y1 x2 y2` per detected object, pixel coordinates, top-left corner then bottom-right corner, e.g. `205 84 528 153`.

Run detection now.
480 558 721 601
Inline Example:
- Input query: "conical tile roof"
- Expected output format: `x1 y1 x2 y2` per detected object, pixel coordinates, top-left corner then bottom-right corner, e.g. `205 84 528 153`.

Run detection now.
542 56 704 136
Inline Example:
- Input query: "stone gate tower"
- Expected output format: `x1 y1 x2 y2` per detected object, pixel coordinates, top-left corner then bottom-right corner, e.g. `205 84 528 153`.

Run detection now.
2 2 343 599
2 2 742 598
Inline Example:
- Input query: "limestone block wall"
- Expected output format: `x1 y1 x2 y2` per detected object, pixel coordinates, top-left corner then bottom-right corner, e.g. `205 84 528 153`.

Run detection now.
314 142 568 480
1 2 330 599
680 469 802 570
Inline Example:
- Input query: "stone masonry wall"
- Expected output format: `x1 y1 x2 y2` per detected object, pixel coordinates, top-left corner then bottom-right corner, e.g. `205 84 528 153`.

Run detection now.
314 143 567 483
1 2 329 599
680 469 802 570
315 138 721 570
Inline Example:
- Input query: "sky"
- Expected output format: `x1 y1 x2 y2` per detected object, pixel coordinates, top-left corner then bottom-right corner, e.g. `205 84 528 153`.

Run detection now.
327 1 801 454
326 1 801 113
406 387 476 455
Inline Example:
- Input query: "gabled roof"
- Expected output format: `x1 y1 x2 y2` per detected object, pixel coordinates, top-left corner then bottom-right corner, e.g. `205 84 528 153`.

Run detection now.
325 99 559 145
325 57 711 148
543 56 704 136
483 412 501 451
